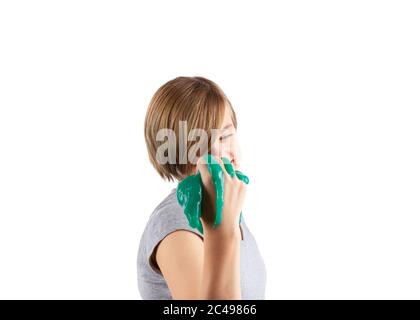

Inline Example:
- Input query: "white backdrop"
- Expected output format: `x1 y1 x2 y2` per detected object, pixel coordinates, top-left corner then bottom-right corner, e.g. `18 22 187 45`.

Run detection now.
0 1 419 299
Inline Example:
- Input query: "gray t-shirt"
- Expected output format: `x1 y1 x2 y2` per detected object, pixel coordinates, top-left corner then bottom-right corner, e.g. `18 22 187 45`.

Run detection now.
137 188 267 299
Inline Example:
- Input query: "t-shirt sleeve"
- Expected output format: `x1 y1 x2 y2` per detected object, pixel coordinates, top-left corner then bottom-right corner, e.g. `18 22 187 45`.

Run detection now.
145 200 204 275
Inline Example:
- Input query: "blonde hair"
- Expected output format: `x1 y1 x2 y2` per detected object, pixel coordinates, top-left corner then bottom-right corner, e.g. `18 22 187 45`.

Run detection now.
144 76 238 182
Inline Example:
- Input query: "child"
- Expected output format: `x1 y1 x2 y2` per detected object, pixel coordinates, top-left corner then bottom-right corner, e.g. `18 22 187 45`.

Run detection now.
137 76 266 299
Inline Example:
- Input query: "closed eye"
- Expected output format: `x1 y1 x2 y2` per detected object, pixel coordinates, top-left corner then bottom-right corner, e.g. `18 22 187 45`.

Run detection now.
219 133 233 141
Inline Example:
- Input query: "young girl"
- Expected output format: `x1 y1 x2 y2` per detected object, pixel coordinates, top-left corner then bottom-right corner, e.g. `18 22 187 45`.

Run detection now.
137 76 266 299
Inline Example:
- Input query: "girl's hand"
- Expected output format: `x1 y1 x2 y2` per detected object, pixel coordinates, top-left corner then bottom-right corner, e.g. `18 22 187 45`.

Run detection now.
196 155 246 239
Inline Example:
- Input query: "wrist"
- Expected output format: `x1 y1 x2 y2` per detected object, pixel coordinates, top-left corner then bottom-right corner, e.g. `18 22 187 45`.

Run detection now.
203 223 242 242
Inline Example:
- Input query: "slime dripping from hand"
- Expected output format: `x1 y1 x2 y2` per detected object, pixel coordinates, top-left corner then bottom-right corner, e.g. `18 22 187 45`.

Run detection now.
176 153 249 235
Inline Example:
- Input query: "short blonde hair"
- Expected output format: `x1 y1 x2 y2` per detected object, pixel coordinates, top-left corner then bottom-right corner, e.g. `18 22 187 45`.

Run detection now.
144 76 237 182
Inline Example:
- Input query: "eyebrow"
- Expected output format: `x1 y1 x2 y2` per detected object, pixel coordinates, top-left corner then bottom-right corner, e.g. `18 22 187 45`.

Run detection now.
221 124 233 130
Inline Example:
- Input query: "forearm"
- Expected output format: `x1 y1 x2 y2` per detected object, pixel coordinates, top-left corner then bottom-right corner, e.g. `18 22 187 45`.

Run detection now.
200 230 242 300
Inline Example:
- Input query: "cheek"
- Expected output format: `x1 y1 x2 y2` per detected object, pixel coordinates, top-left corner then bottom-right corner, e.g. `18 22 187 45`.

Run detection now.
210 137 241 166
231 138 242 167
234 144 242 168
209 142 232 160
229 136 239 154
209 141 222 158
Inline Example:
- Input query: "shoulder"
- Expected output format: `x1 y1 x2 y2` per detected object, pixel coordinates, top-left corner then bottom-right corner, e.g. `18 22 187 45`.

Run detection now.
142 188 203 267
147 188 202 238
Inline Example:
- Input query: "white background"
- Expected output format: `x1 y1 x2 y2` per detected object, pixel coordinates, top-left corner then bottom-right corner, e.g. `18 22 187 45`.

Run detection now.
1 1 419 299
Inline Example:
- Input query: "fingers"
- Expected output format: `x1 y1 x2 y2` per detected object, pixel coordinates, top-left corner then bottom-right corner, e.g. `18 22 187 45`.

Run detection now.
221 157 235 178
235 170 249 184
209 154 232 181
198 153 236 183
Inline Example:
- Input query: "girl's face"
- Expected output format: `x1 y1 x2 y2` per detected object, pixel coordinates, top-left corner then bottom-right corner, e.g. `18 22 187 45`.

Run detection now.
189 105 241 178
210 106 241 170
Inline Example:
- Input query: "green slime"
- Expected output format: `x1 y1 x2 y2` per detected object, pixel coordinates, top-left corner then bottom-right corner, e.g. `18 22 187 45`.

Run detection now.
176 153 249 235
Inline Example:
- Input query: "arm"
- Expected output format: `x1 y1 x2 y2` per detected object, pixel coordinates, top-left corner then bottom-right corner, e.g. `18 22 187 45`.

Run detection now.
200 226 242 299
155 226 242 300
155 230 204 299
156 156 245 300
